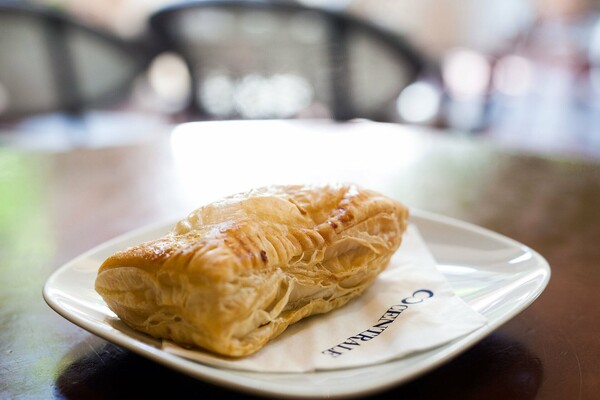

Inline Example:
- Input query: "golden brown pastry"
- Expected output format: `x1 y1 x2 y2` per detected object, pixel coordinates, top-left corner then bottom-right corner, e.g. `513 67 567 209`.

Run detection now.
95 184 408 357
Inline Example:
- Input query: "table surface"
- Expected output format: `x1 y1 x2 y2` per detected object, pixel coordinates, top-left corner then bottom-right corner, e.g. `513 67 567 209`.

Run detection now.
1 119 598 399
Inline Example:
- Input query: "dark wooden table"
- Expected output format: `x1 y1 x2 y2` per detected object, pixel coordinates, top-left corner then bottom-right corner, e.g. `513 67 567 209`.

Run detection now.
1 120 598 399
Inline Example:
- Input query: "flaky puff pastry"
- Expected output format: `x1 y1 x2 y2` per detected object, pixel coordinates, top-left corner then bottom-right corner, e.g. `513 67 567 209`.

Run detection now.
95 184 408 357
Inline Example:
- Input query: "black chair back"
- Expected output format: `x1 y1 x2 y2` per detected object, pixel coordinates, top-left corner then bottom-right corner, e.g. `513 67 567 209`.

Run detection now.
0 3 153 121
150 0 428 121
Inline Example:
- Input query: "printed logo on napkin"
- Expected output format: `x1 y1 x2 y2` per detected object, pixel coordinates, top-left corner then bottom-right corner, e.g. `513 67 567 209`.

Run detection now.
320 288 434 359
163 225 488 372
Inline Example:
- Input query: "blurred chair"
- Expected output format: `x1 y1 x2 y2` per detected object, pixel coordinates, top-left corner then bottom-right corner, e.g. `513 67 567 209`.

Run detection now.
149 0 429 122
0 3 153 121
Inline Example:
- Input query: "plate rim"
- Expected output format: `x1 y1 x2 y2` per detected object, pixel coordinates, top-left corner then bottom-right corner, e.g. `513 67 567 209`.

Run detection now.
43 209 551 398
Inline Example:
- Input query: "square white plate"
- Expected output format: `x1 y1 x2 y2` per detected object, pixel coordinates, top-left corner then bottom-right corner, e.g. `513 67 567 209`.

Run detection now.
43 209 550 398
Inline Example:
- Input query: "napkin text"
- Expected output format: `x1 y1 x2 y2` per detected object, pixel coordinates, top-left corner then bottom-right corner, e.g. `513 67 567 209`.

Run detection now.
321 289 434 358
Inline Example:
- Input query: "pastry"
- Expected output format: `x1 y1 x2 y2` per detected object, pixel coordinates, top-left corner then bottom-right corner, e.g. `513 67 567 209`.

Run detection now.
95 184 409 357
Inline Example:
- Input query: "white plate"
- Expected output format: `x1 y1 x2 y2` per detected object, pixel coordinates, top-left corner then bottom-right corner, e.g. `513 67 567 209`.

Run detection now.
43 209 551 398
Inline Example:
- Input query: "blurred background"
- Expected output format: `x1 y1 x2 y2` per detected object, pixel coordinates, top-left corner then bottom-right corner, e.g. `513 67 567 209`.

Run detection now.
2 0 600 159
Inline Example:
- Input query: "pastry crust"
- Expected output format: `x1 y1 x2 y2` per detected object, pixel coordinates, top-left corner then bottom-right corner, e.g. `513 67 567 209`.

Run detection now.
95 184 408 357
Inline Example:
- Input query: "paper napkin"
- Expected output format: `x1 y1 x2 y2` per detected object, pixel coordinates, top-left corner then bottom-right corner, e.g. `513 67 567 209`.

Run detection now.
163 225 487 372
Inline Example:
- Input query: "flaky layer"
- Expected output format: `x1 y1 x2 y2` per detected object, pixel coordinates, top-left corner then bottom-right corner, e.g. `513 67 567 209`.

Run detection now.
95 184 408 357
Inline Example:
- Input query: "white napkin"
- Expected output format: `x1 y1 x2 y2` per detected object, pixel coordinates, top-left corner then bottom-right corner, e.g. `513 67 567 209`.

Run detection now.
163 225 487 372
